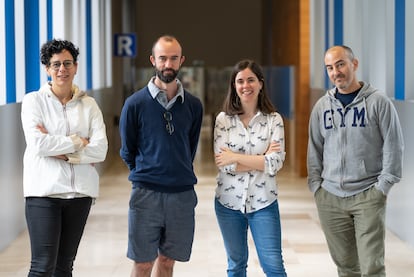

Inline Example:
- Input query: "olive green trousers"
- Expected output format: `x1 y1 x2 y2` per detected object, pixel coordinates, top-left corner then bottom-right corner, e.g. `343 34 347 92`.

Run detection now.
315 186 387 277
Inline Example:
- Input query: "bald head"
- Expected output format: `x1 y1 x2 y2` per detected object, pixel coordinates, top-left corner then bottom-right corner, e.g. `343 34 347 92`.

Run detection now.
325 45 355 62
151 35 182 57
324 45 360 93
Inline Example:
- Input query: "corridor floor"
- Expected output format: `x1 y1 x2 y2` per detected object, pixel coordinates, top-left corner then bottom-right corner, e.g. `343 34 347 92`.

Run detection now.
1 128 414 276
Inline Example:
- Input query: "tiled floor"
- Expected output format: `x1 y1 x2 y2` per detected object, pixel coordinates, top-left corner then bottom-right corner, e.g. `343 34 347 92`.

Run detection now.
1 128 414 276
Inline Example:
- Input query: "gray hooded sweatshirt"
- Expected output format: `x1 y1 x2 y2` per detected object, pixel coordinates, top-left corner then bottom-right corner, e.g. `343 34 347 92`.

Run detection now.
307 81 404 197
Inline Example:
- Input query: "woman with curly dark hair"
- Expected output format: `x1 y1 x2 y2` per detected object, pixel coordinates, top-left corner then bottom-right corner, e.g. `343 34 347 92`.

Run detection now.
21 39 108 276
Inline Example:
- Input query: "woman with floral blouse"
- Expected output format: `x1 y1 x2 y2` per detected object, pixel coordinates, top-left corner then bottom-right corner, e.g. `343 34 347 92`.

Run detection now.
213 59 287 277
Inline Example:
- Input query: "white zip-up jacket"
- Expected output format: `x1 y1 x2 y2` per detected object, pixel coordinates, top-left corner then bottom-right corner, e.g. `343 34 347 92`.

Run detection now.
21 82 108 198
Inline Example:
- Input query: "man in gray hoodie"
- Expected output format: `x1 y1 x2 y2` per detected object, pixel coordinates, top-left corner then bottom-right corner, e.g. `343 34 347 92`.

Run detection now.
307 45 404 277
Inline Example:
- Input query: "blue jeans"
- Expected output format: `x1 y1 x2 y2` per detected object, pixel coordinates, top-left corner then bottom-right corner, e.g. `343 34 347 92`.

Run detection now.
215 199 287 277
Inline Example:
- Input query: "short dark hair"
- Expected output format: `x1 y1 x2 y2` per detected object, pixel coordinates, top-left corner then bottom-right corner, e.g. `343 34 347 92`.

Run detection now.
222 59 276 115
340 45 355 61
326 45 355 61
40 39 79 65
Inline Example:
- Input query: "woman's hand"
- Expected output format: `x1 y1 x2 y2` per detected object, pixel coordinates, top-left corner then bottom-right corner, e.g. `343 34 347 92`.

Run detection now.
265 141 281 155
36 124 48 134
54 155 69 161
80 137 90 147
215 147 238 167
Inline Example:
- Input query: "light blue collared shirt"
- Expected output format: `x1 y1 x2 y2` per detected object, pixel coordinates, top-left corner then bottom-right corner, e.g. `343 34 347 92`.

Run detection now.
148 77 185 110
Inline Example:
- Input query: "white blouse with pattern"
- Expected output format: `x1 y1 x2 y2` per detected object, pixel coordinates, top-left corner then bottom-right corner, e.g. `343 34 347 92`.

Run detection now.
213 111 285 213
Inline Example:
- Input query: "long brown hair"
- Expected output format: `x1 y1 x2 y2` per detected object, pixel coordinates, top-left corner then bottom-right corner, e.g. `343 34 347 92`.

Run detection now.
222 59 276 115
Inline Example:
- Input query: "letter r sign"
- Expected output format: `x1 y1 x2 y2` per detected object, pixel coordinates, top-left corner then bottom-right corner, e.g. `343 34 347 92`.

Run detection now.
113 33 137 57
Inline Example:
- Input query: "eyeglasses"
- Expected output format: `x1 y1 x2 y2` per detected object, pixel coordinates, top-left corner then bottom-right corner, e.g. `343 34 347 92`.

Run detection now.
49 60 75 71
164 111 174 135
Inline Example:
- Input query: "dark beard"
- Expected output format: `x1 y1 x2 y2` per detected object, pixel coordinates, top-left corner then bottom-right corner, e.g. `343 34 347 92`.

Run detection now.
155 68 179 83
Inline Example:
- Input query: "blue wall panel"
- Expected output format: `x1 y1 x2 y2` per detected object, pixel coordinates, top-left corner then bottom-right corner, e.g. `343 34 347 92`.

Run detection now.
395 0 405 100
5 0 16 103
86 0 93 90
333 0 343 46
24 0 40 93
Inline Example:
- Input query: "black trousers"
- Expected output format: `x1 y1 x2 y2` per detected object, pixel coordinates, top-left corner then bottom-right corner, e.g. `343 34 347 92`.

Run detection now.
25 197 92 277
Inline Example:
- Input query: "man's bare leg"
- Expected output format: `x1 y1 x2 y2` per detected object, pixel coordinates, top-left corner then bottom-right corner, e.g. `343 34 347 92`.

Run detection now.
130 261 153 277
152 255 175 277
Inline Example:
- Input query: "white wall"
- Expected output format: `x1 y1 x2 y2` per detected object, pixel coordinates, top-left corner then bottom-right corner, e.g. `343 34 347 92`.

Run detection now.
0 0 114 251
310 0 414 248
0 0 112 106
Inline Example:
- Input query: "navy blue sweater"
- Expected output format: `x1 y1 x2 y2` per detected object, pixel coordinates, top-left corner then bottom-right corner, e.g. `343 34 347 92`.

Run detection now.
119 87 203 192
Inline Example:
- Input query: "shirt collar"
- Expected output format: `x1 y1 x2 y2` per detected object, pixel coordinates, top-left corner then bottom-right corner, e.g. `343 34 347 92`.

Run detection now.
148 76 185 103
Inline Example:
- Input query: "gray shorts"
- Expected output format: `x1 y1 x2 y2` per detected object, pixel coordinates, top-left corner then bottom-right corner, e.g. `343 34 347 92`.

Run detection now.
127 187 198 262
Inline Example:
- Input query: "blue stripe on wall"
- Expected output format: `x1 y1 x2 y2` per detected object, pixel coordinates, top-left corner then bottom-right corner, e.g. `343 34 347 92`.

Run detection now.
333 0 343 45
47 0 53 40
395 0 405 100
324 0 330 50
86 0 92 90
324 0 330 89
324 0 344 90
25 0 40 93
5 0 16 103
